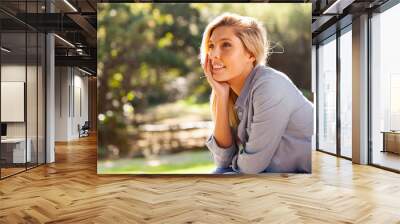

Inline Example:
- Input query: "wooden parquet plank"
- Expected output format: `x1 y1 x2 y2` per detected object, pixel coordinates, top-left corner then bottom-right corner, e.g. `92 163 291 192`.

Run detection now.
0 135 400 223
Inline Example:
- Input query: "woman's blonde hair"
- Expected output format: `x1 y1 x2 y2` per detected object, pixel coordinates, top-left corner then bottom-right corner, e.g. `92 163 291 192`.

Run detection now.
200 13 269 129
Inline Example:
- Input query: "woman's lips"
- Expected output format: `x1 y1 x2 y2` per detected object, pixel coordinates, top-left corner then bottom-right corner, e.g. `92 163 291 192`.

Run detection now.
212 66 225 73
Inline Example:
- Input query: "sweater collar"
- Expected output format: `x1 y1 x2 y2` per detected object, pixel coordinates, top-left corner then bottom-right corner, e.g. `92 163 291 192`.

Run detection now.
234 64 263 111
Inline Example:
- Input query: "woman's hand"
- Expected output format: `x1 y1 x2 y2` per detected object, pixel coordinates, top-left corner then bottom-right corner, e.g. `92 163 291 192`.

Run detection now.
202 54 230 99
202 54 232 148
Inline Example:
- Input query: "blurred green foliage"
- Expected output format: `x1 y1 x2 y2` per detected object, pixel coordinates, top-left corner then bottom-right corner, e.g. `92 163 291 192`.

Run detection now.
97 3 311 159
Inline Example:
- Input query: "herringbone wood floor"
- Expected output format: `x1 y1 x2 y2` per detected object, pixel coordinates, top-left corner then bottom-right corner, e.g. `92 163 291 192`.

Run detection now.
1 135 400 224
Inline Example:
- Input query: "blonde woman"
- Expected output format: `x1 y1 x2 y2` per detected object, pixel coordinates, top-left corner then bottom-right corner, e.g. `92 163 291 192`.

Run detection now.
201 13 313 174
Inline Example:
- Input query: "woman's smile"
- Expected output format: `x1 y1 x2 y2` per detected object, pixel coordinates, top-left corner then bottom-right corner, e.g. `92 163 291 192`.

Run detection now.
212 63 226 73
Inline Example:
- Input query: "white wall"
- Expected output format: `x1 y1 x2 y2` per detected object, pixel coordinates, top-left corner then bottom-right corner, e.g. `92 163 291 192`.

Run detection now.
55 67 89 141
55 67 69 141
1 65 27 138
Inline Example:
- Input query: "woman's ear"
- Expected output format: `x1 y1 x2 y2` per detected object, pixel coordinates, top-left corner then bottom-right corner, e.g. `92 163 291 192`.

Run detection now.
249 54 256 64
244 49 256 64
251 55 256 62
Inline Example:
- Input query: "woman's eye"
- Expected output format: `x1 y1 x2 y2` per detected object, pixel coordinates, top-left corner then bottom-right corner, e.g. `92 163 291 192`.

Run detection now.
208 44 214 49
222 42 231 48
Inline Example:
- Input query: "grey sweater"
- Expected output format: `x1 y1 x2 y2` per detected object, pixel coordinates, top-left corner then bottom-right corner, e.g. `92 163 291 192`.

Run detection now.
205 65 313 174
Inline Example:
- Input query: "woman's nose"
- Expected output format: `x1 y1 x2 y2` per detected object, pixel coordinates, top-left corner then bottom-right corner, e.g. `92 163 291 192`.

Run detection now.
209 48 220 60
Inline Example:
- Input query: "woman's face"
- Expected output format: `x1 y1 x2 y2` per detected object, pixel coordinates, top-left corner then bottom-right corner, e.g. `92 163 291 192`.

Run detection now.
207 26 255 82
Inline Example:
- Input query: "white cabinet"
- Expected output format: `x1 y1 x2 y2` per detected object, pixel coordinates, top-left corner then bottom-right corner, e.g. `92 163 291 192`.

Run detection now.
1 138 32 163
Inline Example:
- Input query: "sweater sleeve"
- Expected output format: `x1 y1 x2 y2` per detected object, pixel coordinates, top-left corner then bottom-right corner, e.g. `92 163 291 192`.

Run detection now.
205 130 238 168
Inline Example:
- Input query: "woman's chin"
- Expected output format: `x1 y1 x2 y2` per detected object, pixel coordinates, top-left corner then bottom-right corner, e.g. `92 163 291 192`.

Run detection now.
213 74 229 82
214 77 227 82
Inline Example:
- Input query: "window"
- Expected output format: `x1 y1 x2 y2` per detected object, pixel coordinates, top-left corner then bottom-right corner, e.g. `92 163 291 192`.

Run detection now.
317 35 337 154
370 2 400 171
339 27 352 158
0 1 47 179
